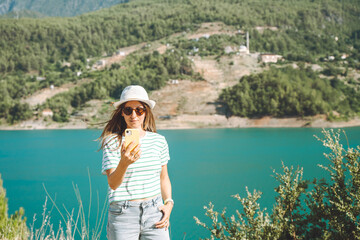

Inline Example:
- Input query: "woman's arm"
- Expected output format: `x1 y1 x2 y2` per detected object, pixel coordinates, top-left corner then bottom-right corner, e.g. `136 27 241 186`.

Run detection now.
105 161 128 190
156 164 173 230
106 141 141 190
160 164 172 200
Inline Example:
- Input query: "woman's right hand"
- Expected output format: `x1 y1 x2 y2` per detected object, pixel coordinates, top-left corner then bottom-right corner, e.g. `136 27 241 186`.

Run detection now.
120 141 141 167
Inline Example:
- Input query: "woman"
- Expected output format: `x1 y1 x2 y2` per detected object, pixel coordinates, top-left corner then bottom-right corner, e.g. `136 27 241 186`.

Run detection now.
99 85 174 240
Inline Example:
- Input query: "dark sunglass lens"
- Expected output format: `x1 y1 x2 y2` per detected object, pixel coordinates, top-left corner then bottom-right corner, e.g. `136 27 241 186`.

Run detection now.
135 108 145 115
123 107 133 115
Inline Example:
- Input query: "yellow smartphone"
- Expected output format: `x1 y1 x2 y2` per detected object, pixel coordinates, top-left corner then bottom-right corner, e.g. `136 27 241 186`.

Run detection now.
124 129 140 150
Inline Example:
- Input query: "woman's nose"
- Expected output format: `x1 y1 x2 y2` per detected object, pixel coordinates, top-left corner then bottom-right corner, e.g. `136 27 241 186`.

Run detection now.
130 110 137 117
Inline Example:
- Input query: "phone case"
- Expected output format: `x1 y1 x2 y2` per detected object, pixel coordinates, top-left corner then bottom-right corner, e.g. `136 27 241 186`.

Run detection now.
124 129 140 150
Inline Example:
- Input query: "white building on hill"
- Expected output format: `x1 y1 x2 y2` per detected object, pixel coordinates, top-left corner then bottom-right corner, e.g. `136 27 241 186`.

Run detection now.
259 54 283 63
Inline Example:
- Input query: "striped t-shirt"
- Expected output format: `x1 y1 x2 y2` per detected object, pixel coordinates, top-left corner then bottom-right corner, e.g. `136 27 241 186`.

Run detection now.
102 131 170 203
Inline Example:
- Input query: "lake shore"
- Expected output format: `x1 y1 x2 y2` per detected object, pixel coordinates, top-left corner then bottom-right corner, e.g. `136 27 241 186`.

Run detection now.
1 114 360 130
156 114 360 129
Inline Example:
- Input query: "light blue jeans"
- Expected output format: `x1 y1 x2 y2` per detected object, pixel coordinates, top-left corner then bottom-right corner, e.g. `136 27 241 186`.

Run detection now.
107 195 170 240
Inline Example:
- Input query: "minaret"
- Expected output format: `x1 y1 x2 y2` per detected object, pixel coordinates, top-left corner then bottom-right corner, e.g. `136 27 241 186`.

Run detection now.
246 31 249 54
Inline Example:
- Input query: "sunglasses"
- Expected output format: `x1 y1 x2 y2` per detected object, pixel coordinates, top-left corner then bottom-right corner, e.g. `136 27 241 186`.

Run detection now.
123 106 146 116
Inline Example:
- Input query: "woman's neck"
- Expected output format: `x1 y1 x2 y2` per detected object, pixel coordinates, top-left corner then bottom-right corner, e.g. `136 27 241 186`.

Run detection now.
139 129 146 138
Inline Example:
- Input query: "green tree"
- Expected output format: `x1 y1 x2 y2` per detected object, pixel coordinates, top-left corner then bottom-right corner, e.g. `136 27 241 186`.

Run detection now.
52 106 69 122
219 67 358 118
7 102 33 124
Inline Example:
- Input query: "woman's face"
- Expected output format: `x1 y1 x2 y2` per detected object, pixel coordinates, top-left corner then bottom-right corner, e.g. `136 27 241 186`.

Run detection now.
122 101 146 130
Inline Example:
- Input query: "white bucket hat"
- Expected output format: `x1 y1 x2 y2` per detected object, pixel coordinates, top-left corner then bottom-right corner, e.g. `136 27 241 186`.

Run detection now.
113 85 156 109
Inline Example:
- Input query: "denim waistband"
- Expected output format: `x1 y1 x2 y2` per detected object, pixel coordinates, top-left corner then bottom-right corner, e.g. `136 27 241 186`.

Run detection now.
110 195 162 208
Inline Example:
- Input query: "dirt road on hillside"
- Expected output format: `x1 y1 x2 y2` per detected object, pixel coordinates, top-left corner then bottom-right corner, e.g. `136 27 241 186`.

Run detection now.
21 78 91 107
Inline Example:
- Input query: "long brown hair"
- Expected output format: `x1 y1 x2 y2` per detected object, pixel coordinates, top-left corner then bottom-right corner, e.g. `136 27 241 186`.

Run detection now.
99 101 156 150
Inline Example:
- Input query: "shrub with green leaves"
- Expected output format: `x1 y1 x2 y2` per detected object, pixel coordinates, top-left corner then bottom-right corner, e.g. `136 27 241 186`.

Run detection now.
194 129 360 239
0 174 29 239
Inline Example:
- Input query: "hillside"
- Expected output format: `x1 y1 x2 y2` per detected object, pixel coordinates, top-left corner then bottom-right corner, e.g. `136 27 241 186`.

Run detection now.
0 9 46 18
0 0 360 129
0 0 128 17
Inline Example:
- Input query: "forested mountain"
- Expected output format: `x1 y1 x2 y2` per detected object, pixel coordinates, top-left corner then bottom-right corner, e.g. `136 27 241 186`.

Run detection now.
1 0 359 74
0 0 359 125
0 0 128 17
0 9 46 18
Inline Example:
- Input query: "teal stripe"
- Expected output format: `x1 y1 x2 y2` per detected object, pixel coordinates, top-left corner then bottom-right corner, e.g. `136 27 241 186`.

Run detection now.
124 172 160 179
109 185 160 194
103 160 117 165
142 137 163 144
126 168 161 173
103 160 119 165
105 136 118 144
103 151 119 156
123 177 159 185
102 162 117 168
109 190 160 198
142 142 163 147
141 151 160 156
142 136 164 142
133 161 160 167
109 191 161 201
143 133 161 139
104 144 120 151
103 156 119 161
131 161 159 166
138 154 159 158
141 142 163 148
102 166 116 172
129 164 160 170
135 155 158 160
114 182 159 193
105 138 120 149
135 158 160 163
109 187 160 196
140 150 159 154
103 160 119 167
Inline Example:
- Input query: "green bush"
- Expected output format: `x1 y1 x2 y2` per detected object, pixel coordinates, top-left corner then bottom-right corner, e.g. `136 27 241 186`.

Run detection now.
7 102 33 124
52 106 70 123
195 129 360 239
0 175 29 239
220 67 360 117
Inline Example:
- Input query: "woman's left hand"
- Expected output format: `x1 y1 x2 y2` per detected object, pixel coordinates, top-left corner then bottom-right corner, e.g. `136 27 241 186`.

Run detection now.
155 203 173 230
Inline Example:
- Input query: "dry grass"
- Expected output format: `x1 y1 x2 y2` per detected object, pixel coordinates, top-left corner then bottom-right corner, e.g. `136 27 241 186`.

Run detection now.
30 169 107 240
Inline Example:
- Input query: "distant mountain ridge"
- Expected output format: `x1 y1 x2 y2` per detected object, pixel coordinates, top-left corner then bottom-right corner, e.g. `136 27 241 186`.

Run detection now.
0 9 46 18
0 0 128 17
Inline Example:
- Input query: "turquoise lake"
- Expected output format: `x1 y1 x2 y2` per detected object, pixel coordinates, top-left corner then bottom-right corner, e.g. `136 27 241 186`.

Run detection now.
0 128 359 239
